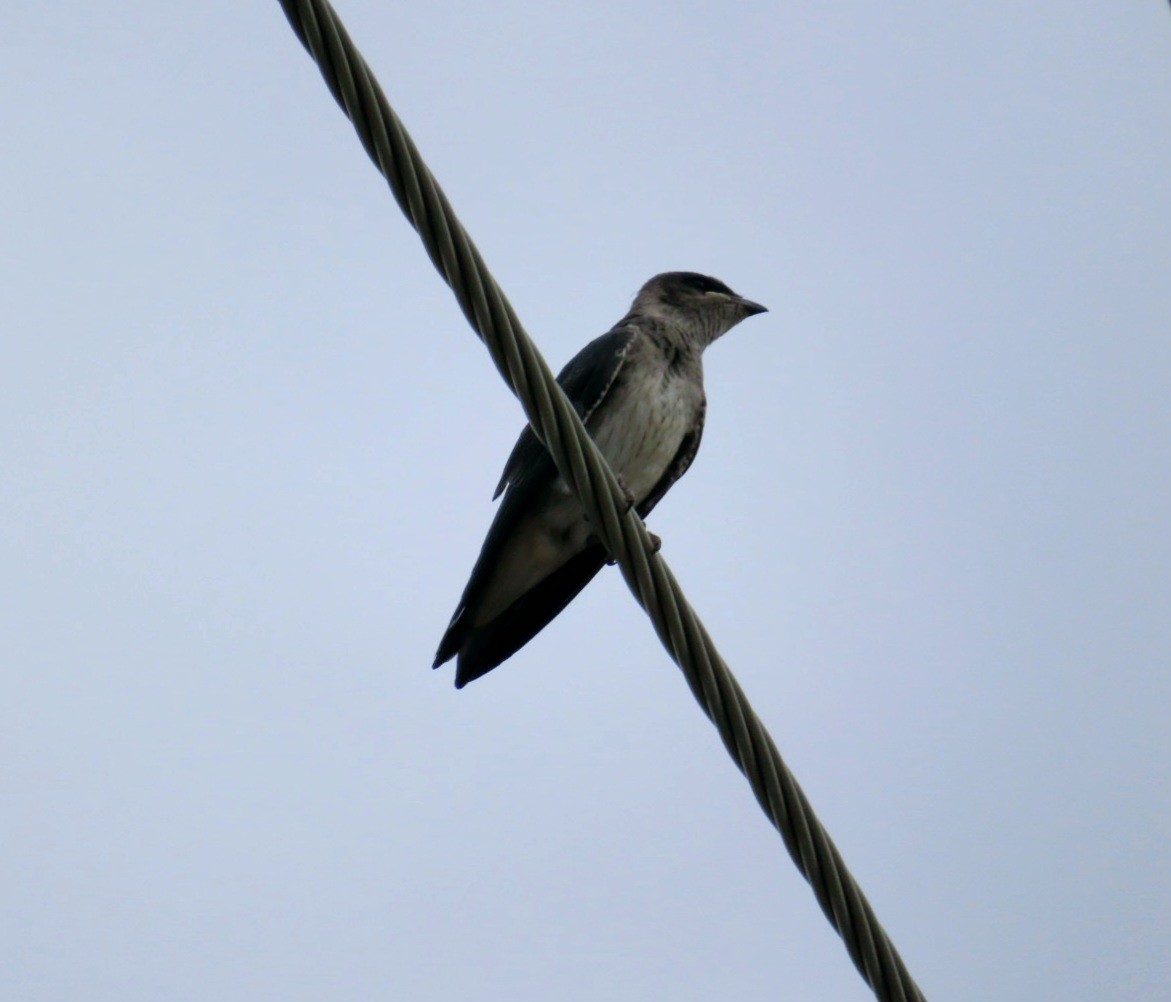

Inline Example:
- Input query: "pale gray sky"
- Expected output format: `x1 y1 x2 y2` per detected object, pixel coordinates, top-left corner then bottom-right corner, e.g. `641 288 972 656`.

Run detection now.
3 3 1170 1000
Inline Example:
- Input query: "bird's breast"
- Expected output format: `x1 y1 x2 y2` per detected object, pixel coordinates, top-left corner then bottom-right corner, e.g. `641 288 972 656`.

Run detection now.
589 363 703 503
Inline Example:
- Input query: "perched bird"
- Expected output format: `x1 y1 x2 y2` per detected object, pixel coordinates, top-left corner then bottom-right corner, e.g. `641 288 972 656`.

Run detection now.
433 272 767 687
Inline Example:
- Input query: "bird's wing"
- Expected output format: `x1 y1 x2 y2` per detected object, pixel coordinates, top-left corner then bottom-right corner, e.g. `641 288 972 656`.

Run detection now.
452 543 608 688
636 399 706 518
492 328 636 499
433 327 636 671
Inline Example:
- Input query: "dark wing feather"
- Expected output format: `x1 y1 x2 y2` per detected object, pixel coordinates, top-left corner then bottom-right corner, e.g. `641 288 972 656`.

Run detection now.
434 327 636 672
493 328 635 498
432 453 553 667
453 543 608 688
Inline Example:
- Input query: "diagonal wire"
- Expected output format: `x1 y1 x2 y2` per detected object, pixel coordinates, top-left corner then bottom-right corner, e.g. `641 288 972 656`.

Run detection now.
276 2 928 999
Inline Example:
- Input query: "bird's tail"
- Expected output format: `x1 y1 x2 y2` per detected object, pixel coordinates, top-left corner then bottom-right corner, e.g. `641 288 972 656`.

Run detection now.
435 545 607 688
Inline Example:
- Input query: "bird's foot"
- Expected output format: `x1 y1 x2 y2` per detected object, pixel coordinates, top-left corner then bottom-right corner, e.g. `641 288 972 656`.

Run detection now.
615 475 636 512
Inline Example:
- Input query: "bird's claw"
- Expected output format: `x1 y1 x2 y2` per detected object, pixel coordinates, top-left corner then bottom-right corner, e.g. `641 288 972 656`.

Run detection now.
615 475 636 512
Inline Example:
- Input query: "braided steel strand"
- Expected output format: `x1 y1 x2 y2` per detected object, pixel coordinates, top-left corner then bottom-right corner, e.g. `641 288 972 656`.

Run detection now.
278 2 927 999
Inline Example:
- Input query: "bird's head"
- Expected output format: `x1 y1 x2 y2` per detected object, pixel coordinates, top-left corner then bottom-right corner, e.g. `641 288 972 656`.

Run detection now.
629 272 767 348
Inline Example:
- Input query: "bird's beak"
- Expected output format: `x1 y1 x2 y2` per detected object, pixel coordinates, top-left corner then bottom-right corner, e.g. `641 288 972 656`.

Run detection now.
704 289 768 316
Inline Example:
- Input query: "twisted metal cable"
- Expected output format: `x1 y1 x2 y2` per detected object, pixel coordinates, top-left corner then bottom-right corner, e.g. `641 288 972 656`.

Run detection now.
277 3 927 999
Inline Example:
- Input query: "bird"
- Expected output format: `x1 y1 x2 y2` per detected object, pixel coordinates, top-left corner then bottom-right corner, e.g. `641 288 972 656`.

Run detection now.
433 271 767 688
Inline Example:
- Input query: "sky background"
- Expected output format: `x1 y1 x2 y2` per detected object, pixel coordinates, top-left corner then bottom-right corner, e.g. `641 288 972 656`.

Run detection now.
3 3 1170 1000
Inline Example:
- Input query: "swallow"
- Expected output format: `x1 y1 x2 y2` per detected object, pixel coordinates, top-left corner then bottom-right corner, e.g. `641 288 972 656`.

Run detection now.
433 271 767 687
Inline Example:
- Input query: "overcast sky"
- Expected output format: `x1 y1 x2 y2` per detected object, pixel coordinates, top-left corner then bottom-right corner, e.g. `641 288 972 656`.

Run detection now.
3 3 1170 1000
